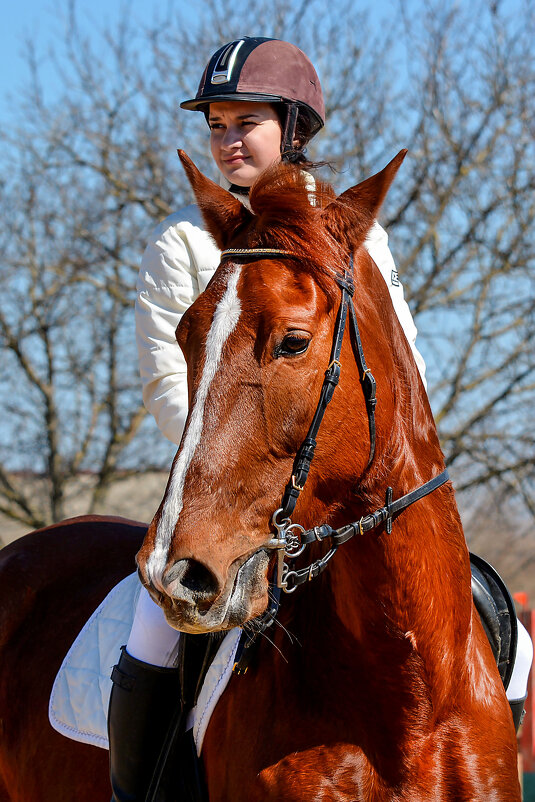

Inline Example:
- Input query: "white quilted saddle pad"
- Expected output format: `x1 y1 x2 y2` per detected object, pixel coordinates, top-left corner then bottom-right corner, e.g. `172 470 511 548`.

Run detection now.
48 572 241 754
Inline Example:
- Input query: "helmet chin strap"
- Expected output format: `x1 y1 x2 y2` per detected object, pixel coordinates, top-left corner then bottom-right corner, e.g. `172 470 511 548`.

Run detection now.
281 102 299 161
219 172 252 204
227 183 250 196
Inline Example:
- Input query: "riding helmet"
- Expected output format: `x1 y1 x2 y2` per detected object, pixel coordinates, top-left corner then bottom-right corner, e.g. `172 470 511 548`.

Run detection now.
180 37 325 156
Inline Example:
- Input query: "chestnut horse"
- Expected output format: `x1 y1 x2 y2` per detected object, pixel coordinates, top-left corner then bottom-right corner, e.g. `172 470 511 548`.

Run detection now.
0 153 520 800
0 516 145 801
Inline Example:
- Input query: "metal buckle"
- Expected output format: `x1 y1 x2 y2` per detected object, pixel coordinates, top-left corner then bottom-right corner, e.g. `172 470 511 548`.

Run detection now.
314 526 324 542
291 475 305 492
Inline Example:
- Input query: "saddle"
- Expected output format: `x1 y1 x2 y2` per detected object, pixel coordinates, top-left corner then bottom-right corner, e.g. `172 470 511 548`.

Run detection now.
470 552 525 733
470 552 518 691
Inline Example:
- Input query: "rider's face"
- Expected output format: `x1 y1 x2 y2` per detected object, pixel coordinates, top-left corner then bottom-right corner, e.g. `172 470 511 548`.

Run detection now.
209 101 282 188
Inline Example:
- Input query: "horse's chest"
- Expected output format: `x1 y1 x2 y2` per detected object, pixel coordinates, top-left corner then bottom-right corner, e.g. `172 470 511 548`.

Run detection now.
203 683 392 801
205 737 400 802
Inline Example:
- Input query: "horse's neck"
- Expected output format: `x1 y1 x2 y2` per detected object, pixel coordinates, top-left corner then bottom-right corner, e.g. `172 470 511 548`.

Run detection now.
279 255 472 710
298 478 473 712
329 262 472 668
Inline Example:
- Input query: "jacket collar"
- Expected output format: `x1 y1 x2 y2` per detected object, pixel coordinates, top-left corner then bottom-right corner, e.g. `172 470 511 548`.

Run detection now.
219 173 252 210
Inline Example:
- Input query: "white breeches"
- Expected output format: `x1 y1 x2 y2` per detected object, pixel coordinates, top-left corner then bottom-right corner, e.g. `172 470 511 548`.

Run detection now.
507 619 533 701
126 586 181 667
127 585 533 700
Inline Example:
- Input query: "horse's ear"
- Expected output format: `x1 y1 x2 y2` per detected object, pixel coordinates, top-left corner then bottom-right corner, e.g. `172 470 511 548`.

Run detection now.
322 149 407 249
177 150 253 249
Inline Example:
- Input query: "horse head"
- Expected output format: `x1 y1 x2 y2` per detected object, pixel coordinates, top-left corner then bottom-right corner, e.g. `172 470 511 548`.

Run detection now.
136 149 435 634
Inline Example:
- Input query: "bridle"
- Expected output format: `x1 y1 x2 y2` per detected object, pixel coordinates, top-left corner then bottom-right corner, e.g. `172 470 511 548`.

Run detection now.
219 247 449 672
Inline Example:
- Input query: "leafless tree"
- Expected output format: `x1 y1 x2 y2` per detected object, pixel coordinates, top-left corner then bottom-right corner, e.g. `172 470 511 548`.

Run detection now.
0 0 533 560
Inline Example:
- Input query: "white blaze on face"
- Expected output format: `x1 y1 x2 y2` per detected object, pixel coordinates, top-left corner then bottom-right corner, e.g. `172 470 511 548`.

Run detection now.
146 266 242 589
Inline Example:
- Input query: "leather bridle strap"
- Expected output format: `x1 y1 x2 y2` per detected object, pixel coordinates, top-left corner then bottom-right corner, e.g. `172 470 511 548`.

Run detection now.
279 255 377 518
334 468 449 541
347 285 377 465
303 468 449 546
279 282 351 517
280 468 450 592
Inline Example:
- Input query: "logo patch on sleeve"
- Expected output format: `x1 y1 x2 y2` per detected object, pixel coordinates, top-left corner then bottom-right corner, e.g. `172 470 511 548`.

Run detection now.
391 269 400 287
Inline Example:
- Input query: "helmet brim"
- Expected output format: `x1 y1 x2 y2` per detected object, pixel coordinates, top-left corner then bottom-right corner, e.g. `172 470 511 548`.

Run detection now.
180 92 284 111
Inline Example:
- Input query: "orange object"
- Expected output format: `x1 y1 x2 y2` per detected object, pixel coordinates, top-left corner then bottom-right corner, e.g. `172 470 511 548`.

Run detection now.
514 591 529 609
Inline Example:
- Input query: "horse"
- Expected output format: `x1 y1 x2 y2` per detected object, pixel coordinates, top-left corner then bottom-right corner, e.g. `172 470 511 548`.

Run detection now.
0 152 520 800
0 516 146 801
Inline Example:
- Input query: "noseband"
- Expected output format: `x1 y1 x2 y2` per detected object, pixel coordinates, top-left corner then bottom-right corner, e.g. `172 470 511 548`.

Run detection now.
219 248 449 671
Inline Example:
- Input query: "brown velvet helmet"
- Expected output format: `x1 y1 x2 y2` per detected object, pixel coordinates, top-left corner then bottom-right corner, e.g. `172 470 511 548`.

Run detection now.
180 37 325 152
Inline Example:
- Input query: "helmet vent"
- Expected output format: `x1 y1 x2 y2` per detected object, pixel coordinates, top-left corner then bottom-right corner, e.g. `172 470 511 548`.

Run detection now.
211 40 245 85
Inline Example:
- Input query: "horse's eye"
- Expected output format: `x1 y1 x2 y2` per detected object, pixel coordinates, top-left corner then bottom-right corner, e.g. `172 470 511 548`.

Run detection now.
275 334 310 358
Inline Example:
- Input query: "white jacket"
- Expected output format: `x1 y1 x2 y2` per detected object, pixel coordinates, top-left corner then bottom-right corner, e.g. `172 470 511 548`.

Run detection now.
136 204 426 446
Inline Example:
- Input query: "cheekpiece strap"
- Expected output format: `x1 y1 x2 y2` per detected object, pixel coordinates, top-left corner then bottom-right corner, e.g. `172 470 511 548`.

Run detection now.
335 273 355 296
280 285 351 517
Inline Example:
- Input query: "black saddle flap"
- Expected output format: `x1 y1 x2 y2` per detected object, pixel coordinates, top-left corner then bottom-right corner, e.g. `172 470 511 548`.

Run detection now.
470 552 518 691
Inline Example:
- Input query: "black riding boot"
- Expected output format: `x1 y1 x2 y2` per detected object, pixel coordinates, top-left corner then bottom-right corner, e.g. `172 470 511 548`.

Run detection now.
108 647 182 802
509 695 527 733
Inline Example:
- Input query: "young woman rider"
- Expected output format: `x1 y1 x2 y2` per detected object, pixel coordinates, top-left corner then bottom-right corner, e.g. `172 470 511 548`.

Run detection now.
108 36 532 801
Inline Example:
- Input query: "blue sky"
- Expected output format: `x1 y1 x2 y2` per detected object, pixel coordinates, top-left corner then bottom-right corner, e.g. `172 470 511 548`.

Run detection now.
3 0 524 123
0 0 402 121
0 0 173 119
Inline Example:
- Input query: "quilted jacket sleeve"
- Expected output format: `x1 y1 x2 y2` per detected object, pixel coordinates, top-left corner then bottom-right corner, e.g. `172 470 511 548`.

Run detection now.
135 209 220 445
364 222 427 390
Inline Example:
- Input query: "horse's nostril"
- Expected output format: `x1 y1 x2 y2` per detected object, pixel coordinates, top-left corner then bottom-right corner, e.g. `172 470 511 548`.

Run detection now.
182 561 218 595
164 558 220 601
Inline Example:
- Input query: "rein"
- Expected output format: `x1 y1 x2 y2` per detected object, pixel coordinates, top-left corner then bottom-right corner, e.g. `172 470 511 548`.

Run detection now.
219 247 449 671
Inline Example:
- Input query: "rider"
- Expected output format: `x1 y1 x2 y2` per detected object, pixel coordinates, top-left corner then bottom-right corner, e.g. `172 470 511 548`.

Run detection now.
108 37 533 801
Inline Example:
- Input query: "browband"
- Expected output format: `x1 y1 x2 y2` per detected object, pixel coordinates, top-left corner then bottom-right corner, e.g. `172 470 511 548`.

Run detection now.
220 248 297 259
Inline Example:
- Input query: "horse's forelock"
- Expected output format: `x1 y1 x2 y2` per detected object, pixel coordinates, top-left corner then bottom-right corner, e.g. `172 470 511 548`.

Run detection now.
249 163 335 213
247 164 342 301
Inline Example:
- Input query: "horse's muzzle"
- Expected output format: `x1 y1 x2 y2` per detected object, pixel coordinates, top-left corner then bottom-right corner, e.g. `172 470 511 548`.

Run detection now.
145 549 271 633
